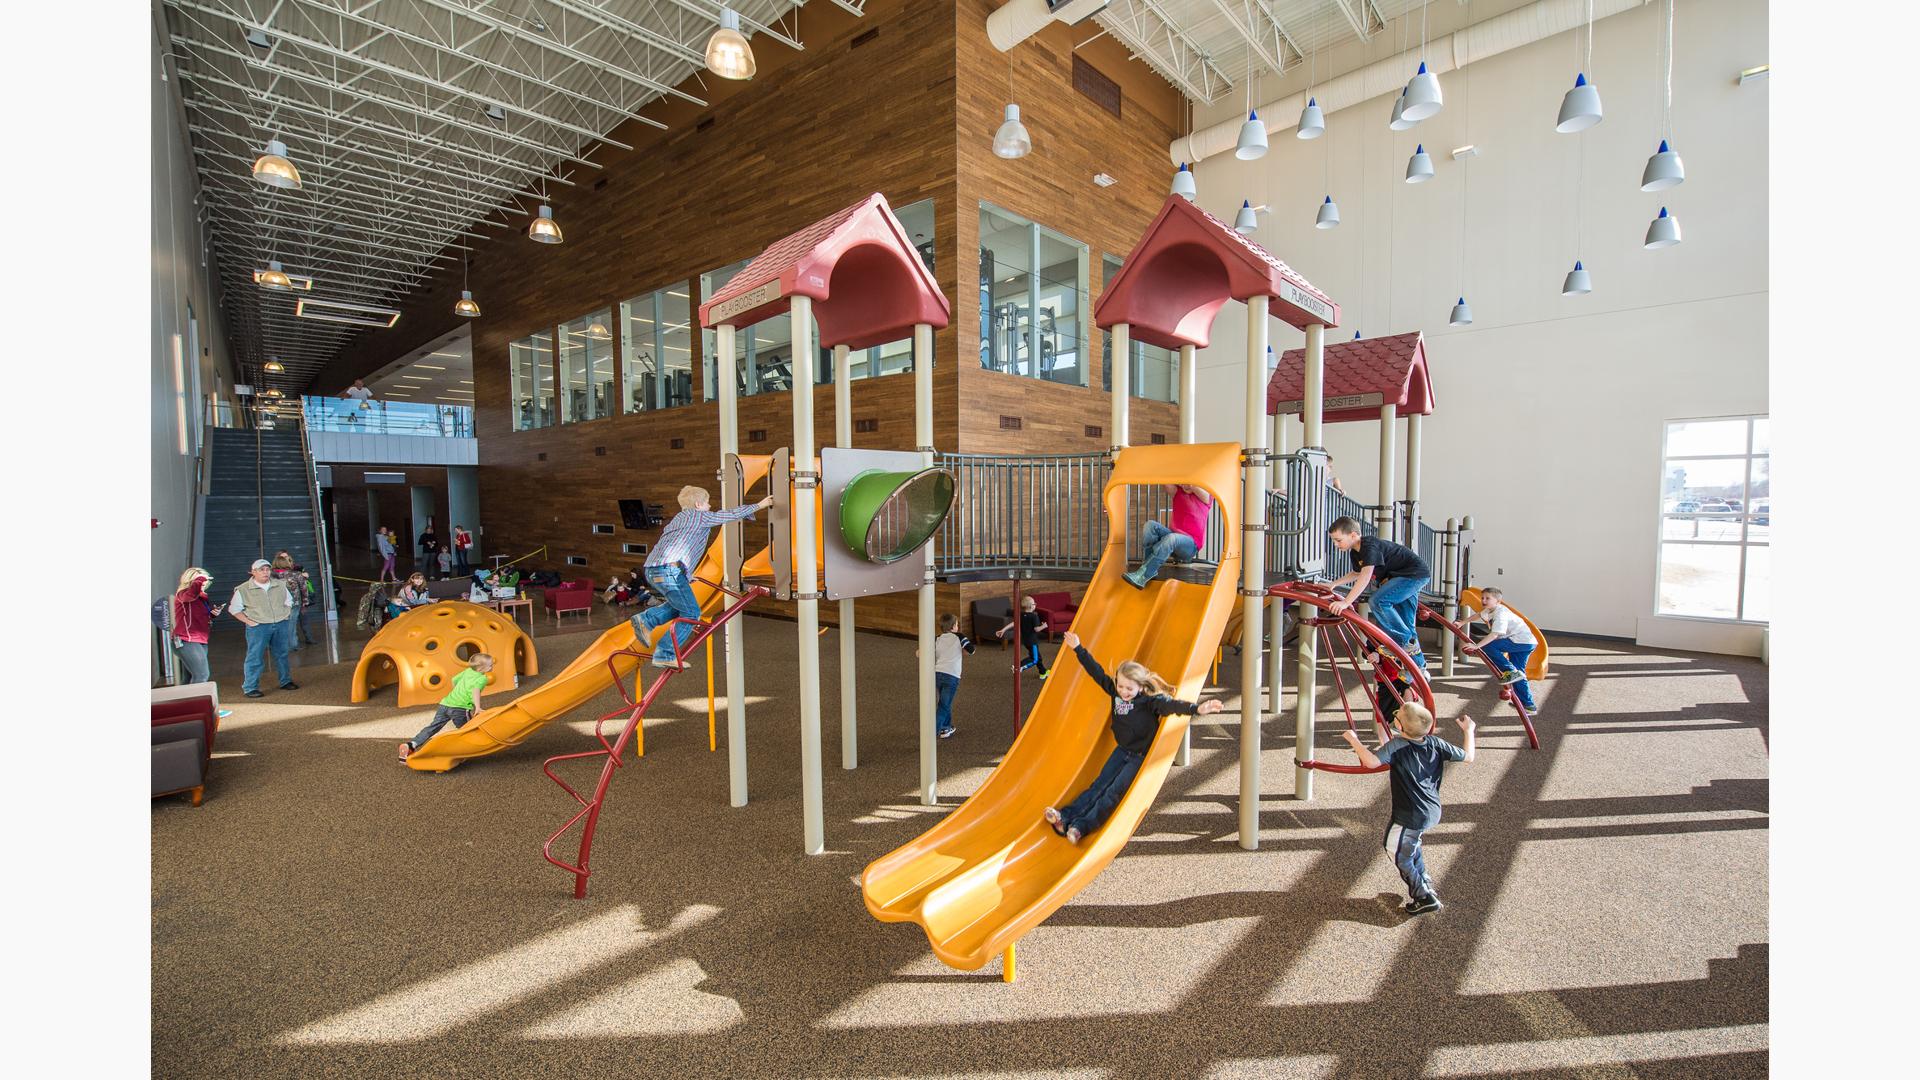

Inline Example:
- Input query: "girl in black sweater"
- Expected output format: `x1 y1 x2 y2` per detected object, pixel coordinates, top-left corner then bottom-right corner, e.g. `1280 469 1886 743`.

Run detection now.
1043 631 1224 844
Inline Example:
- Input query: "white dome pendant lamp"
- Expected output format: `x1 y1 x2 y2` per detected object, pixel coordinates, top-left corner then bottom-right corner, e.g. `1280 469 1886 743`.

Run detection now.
1643 207 1682 248
1234 200 1259 234
1405 144 1435 183
1297 98 1325 139
1450 297 1473 326
1236 109 1268 160
1389 87 1415 131
705 8 755 80
1171 162 1197 200
993 104 1032 159
1315 195 1340 229
1556 73 1603 132
1562 260 1592 295
1642 140 1685 190
1403 4 1443 121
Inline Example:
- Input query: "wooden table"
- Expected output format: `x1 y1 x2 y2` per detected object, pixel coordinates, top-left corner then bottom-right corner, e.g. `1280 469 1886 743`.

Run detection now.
484 596 535 636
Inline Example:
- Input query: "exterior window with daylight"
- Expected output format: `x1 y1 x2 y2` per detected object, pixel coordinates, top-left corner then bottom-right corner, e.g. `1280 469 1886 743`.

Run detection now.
559 310 614 422
618 284 694 412
978 202 1088 385
1656 416 1769 621
1099 255 1177 403
510 330 555 431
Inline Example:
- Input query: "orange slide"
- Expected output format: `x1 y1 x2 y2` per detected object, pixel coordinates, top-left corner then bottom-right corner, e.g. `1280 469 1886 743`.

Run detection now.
862 443 1245 971
405 455 804 773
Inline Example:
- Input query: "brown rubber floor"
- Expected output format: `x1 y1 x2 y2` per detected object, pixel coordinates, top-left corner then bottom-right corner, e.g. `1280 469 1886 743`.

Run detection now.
154 613 1768 1078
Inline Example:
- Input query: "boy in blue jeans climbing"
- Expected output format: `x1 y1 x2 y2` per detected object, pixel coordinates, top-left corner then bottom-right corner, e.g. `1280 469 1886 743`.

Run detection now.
1343 701 1475 916
634 485 774 669
1465 586 1538 712
1327 516 1433 668
1042 631 1223 844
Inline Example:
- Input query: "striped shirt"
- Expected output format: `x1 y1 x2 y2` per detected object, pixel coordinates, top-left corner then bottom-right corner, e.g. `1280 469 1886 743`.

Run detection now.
647 504 762 574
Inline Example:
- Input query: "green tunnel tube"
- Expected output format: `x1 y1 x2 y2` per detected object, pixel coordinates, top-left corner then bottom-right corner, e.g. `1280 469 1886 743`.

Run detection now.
839 468 956 564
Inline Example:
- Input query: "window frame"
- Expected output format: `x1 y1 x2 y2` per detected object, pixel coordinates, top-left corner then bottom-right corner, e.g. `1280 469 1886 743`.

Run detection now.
1653 414 1769 624
978 201 1089 387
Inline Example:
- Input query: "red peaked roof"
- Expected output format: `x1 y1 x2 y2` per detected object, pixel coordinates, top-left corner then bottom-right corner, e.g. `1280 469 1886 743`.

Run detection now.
1093 194 1339 350
698 192 951 350
1267 331 1434 422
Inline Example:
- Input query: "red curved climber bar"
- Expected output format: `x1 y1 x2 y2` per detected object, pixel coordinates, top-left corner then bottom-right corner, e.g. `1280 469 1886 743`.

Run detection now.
542 582 768 899
1267 581 1437 775
1418 602 1541 750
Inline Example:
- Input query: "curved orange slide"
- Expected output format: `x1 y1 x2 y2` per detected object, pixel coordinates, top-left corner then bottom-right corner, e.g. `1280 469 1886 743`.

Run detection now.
862 443 1246 971
1460 586 1550 681
405 455 799 773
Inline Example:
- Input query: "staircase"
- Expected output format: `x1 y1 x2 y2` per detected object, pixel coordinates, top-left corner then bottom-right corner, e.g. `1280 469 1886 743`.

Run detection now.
202 426 331 608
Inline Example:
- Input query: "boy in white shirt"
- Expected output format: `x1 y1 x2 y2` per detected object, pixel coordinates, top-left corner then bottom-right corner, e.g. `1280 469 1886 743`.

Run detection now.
932 613 976 739
1466 587 1538 712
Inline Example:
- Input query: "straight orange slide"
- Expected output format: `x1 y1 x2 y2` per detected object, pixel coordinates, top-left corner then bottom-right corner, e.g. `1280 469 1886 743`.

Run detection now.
862 443 1246 971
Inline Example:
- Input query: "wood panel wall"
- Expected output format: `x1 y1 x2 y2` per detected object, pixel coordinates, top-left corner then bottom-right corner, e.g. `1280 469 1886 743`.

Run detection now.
321 0 1207 634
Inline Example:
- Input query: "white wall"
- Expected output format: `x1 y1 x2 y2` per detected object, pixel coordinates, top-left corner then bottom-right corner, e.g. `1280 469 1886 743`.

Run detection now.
151 0 238 610
1187 0 1767 643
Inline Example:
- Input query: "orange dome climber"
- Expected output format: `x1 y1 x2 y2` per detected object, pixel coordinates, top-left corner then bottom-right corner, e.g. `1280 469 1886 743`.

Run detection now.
351 601 537 708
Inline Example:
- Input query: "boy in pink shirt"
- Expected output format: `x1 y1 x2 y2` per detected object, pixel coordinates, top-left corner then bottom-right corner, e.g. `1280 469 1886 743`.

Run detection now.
1124 484 1212 589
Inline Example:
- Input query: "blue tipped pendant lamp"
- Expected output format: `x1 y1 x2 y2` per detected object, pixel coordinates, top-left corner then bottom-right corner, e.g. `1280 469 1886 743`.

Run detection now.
1562 260 1592 295
1403 61 1444 121
1556 72 1603 132
1297 97 1325 139
1236 110 1269 160
1405 144 1435 183
1449 297 1473 326
1644 207 1682 248
1315 195 1340 229
1170 162 1196 200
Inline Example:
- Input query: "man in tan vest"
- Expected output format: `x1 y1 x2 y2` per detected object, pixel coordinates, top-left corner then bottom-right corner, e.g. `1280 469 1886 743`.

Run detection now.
230 559 299 698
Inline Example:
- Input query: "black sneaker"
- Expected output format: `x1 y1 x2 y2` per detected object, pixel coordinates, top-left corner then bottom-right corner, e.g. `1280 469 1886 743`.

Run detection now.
280 681 300 691
244 690 264 698
1405 895 1443 916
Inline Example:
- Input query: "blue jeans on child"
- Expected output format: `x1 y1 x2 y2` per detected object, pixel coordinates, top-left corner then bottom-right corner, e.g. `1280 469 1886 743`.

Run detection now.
1137 520 1200 580
408 705 473 750
1481 638 1537 710
935 673 961 733
1368 576 1426 667
1383 821 1436 901
242 620 294 693
634 565 701 664
1060 747 1145 836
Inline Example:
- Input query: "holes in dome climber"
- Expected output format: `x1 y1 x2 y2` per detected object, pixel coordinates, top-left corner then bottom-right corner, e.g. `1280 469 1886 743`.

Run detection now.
455 622 470 631
423 638 441 651
426 673 443 687
454 640 483 662
487 621 502 632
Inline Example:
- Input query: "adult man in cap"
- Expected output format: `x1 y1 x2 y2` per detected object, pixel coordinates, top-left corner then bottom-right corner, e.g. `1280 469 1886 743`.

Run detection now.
230 559 300 698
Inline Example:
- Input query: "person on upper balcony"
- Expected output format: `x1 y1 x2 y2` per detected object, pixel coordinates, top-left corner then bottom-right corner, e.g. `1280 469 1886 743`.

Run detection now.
1123 484 1212 590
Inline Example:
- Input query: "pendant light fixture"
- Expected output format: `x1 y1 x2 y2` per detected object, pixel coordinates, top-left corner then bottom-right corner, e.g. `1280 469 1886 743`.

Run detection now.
705 8 756 80
257 259 294 291
1562 260 1592 295
1450 11 1474 329
1643 207 1682 248
1449 297 1473 326
1389 87 1414 131
1402 5 1443 121
1316 195 1340 229
252 138 301 189
1234 200 1258 234
1236 56 1267 159
1641 1 1685 189
1405 144 1434 183
585 321 613 341
453 256 482 317
1556 2 1603 133
263 358 286 374
1170 162 1196 200
993 104 1032 159
529 203 563 244
1297 30 1324 138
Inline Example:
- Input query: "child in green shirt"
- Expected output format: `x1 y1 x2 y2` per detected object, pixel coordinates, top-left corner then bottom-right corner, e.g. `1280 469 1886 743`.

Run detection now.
398 654 494 761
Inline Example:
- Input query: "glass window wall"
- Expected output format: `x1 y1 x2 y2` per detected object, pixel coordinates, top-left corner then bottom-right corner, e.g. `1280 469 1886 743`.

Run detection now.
978 202 1087 386
618 284 695 412
559 309 614 422
510 329 555 430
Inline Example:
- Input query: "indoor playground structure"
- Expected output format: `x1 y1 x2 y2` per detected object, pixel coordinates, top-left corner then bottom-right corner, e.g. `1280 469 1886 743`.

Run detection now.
367 192 1546 978
349 600 536 708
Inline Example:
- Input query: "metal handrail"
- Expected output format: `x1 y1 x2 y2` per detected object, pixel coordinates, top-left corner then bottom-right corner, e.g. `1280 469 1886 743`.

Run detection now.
294 408 336 618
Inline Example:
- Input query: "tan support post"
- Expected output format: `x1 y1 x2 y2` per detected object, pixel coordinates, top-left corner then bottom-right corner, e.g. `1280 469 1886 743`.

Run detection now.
915 322 937 806
1267 411 1286 713
834 343 857 771
791 297 824 854
1239 297 1269 851
1295 323 1325 802
718 323 750 807
1378 403 1398 539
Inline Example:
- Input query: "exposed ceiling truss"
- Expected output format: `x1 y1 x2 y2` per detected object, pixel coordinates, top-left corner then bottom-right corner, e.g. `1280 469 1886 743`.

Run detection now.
162 0 846 392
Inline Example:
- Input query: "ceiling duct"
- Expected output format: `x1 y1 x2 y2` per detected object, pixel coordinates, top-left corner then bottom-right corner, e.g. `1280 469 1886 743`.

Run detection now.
989 0 1114 52
1169 0 1650 166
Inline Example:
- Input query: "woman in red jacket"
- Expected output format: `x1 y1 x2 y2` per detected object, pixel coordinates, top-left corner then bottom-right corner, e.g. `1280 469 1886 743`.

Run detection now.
171 568 223 685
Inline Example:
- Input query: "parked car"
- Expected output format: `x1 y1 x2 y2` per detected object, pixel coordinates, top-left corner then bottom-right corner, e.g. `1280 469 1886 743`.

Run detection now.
1672 499 1701 513
1724 499 1743 512
1699 499 1733 513
1751 499 1770 526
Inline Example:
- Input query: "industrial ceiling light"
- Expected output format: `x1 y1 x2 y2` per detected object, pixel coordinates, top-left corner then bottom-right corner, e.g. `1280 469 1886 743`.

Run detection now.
263 359 286 373
257 259 294 291
1404 61 1443 121
1235 110 1268 160
1449 297 1473 326
1405 144 1435 183
706 8 756 80
1562 259 1591 295
584 321 613 341
1234 200 1258 233
1170 162 1197 200
1643 206 1682 248
1315 195 1340 229
993 104 1032 159
245 29 272 52
528 204 563 244
1556 73 1603 132
250 266 312 290
1296 97 1325 139
252 139 301 189
454 291 482 318
1389 87 1415 131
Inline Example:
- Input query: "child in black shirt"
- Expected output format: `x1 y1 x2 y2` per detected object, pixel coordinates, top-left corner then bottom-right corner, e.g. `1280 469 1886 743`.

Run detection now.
1043 631 1224 844
1327 516 1433 668
1343 701 1476 916
996 595 1051 678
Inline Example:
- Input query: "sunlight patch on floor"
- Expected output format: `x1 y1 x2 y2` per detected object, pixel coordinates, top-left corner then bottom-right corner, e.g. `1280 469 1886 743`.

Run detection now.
1202 1054 1339 1078
1421 1023 1767 1076
1537 727 1767 802
221 703 365 731
519 957 744 1039
311 712 437 738
821 917 1260 1028
276 904 720 1045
